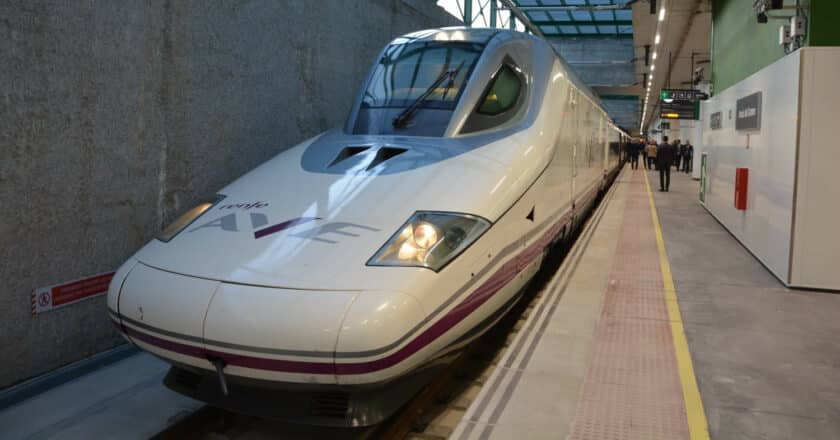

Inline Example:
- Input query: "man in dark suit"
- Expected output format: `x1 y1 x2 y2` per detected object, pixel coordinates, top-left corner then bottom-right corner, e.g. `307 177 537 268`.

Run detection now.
682 140 694 173
657 136 675 192
628 139 641 170
673 138 682 170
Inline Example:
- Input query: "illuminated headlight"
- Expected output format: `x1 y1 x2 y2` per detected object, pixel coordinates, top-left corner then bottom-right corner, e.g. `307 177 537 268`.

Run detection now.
368 212 490 272
156 195 225 242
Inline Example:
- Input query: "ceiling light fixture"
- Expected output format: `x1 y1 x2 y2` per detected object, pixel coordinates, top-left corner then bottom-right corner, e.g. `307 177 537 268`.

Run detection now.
655 33 661 45
659 8 666 21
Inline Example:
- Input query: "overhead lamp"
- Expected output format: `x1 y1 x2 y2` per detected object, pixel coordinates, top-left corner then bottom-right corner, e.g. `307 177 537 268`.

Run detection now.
651 65 655 71
652 51 658 60
655 33 661 44
659 8 666 21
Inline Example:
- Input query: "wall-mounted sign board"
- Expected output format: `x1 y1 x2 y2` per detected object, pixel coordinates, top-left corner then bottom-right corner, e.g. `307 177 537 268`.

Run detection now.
710 111 722 130
32 272 115 315
736 92 762 130
661 100 699 120
661 89 709 102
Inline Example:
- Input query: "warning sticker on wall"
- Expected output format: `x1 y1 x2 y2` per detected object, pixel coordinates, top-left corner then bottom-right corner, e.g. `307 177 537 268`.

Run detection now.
31 272 115 315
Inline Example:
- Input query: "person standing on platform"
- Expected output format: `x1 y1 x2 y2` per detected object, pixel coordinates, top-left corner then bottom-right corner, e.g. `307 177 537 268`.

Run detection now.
682 140 694 173
646 141 657 170
657 136 675 191
628 139 640 170
673 139 682 170
640 138 648 168
678 141 687 171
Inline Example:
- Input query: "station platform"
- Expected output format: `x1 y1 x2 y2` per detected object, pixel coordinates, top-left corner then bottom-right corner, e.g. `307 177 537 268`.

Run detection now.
3 167 840 440
452 167 840 439
0 351 201 439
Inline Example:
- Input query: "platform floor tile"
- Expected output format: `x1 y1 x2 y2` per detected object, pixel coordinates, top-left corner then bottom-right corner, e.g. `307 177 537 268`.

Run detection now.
568 169 689 440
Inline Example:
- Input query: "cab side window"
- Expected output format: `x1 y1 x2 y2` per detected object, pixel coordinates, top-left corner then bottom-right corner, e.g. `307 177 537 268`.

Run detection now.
461 62 525 134
478 65 521 115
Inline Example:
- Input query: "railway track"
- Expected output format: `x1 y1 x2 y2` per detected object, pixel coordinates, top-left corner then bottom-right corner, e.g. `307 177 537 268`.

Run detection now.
152 172 618 440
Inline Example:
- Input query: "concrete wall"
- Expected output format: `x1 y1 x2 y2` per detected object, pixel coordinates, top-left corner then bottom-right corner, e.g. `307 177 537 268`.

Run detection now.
0 0 459 389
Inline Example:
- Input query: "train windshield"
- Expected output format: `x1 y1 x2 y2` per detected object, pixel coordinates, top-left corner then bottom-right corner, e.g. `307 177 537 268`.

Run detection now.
352 41 484 136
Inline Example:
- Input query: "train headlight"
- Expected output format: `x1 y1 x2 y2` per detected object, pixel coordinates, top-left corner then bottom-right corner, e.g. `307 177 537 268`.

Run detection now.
368 212 490 272
156 195 225 242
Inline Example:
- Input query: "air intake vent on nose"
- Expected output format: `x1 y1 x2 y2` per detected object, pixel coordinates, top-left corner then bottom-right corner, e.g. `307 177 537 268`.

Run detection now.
330 145 371 167
309 392 350 418
366 146 408 171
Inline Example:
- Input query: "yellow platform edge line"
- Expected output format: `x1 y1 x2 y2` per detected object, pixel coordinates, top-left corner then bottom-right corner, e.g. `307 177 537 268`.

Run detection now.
643 170 711 440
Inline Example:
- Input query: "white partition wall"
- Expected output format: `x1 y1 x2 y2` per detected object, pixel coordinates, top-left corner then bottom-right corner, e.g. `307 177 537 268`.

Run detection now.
789 48 840 289
700 48 840 290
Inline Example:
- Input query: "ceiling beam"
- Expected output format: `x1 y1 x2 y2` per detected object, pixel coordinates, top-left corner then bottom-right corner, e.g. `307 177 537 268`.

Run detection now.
498 0 545 37
531 20 632 27
593 86 644 97
504 5 631 12
599 94 641 100
546 33 634 39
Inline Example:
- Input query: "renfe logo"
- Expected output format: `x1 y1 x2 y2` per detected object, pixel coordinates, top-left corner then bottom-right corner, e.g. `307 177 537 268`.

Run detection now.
218 201 269 210
188 214 378 242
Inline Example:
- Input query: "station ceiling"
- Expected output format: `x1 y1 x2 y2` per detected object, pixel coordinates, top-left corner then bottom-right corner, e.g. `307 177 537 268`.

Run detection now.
439 0 711 134
632 0 712 133
509 0 640 132
512 0 634 38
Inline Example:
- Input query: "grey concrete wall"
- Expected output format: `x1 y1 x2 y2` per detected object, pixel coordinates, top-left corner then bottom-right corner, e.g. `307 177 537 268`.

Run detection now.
0 0 459 389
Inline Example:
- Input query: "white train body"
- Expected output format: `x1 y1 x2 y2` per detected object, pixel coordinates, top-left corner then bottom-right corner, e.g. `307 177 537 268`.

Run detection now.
107 28 624 424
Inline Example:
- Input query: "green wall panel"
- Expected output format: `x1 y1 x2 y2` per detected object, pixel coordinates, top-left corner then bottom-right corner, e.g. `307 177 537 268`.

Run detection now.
711 0 839 94
711 0 788 94
809 0 840 46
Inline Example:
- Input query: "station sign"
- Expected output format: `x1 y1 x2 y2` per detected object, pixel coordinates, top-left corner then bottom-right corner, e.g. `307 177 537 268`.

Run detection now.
660 100 699 120
736 92 762 131
710 111 723 130
660 89 709 103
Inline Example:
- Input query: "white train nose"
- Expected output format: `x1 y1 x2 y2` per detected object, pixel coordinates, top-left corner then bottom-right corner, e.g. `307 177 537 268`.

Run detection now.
114 263 435 385
335 291 427 385
115 263 219 372
202 283 356 384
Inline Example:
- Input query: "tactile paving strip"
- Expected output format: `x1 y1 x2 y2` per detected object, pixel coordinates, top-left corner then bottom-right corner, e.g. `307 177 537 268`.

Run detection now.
569 170 690 440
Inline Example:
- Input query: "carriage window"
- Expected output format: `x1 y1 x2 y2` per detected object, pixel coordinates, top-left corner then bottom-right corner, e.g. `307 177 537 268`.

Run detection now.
478 65 521 115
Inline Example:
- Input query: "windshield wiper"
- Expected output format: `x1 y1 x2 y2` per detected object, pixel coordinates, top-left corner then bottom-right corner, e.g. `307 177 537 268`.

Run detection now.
392 61 465 129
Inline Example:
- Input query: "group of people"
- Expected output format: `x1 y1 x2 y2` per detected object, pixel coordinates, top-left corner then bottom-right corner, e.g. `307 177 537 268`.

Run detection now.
626 137 694 192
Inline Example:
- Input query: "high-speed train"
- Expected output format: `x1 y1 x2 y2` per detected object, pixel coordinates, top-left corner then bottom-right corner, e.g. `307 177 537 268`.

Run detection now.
107 27 626 426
